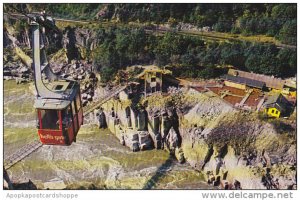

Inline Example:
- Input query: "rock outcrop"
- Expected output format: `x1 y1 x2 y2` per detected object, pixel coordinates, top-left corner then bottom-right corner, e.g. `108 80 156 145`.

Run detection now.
179 90 296 189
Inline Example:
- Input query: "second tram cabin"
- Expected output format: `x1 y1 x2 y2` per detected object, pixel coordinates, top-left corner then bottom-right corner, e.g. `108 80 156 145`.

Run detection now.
34 81 83 145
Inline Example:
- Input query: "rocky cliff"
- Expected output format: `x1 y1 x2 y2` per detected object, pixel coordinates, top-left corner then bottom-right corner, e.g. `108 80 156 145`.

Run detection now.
169 89 295 189
97 86 296 189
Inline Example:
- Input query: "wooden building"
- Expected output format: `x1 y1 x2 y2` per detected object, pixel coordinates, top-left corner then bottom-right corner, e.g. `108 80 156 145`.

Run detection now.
227 69 285 90
221 74 266 90
263 93 290 118
136 66 172 96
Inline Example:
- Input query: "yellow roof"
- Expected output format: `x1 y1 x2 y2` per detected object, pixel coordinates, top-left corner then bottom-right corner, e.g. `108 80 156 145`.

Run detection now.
284 80 296 89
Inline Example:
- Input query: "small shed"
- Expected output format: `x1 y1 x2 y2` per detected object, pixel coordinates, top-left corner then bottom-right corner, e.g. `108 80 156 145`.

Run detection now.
263 93 290 118
136 66 172 96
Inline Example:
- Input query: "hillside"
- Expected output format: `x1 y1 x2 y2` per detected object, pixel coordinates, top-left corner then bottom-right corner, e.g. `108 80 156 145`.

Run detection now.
4 3 296 45
3 4 297 82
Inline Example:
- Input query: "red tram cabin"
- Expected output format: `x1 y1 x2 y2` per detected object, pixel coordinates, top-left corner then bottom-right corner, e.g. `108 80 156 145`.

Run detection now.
34 81 83 145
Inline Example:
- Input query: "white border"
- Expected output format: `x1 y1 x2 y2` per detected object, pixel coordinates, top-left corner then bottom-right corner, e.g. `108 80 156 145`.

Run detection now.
0 1 299 200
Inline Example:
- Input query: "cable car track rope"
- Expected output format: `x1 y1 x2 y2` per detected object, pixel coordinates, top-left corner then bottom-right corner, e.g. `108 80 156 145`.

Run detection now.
4 140 43 170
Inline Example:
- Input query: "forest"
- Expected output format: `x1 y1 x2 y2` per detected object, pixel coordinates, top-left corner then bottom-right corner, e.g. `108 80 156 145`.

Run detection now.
12 3 296 45
89 26 296 82
4 3 297 82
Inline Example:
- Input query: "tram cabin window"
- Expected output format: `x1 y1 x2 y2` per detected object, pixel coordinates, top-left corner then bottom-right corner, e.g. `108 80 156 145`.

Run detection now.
76 93 81 110
40 109 59 130
61 106 72 127
71 101 76 115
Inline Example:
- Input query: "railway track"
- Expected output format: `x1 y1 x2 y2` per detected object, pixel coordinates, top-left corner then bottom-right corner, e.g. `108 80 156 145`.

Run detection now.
4 140 43 170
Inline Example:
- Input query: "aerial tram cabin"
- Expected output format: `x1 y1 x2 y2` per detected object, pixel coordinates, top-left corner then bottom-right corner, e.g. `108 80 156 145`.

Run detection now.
34 81 83 145
30 14 83 145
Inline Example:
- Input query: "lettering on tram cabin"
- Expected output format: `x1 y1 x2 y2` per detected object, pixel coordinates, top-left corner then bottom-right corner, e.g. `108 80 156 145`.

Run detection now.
39 134 64 142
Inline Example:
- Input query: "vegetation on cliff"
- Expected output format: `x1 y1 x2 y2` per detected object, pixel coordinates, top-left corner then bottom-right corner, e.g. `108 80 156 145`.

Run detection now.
4 3 297 81
91 27 296 81
5 3 296 45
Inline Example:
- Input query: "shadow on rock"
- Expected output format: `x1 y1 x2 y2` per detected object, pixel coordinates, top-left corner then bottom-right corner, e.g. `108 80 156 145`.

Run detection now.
142 154 176 189
4 180 37 190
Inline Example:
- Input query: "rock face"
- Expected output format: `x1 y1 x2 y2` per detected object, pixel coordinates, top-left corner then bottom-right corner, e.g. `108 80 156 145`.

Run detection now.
96 91 185 153
4 25 33 82
96 109 107 128
4 28 13 48
4 17 99 81
75 28 99 52
63 27 80 61
179 90 296 189
92 85 296 189
4 61 32 82
4 19 101 108
103 104 154 152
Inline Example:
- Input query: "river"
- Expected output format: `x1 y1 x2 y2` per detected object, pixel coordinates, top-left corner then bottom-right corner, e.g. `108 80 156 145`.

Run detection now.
4 80 211 189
